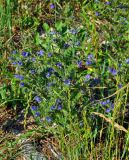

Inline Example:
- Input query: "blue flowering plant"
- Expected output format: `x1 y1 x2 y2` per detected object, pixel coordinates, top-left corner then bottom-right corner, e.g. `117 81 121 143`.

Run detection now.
1 0 129 159
4 0 129 137
8 18 128 130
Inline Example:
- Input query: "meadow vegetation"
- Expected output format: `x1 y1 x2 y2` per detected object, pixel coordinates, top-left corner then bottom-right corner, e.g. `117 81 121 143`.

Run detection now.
0 0 129 159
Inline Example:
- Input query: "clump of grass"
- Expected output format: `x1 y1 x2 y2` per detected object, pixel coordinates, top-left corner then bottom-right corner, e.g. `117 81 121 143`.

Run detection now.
1 0 129 159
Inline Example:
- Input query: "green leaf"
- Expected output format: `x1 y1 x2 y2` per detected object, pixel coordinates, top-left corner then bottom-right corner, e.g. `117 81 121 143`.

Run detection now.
35 33 42 45
43 23 50 32
55 21 64 32
0 85 6 99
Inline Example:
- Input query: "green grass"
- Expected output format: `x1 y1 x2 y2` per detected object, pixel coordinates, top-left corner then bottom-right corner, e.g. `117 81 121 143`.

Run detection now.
0 0 129 159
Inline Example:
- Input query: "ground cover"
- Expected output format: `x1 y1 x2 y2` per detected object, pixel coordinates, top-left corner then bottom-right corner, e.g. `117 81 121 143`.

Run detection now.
0 0 129 159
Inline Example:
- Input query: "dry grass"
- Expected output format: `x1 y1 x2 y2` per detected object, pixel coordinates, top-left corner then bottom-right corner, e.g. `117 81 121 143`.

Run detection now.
92 112 128 133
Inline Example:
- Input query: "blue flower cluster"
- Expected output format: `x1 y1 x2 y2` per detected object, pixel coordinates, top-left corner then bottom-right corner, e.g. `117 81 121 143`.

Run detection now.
50 99 63 111
9 22 128 127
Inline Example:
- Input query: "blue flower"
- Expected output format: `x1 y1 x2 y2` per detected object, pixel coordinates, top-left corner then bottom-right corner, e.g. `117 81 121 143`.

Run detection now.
57 105 62 110
38 50 44 56
51 106 56 110
50 4 55 9
46 117 52 122
12 62 17 65
64 79 71 85
56 99 61 105
87 53 94 60
46 72 51 78
48 68 54 73
48 52 52 57
12 50 17 54
31 105 38 111
75 41 80 46
109 68 117 76
35 112 40 117
56 62 62 68
63 43 69 48
95 12 100 16
30 69 36 74
86 60 92 65
34 96 42 103
110 103 114 109
77 61 82 68
126 58 129 64
118 84 122 88
105 108 111 113
100 99 110 106
104 1 111 5
84 74 91 83
85 74 91 80
31 58 36 62
70 29 77 35
14 74 24 80
106 102 114 113
20 82 25 87
17 61 23 66
22 52 29 57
